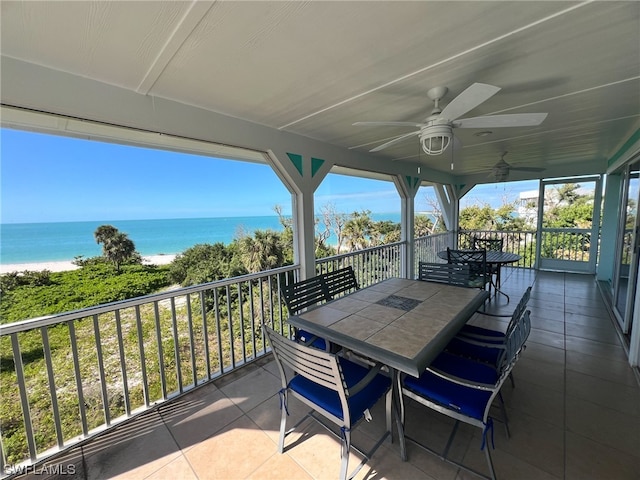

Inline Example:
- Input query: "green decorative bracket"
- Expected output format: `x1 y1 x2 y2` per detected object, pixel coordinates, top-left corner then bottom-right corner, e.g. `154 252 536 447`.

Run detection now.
286 153 303 176
405 176 421 189
286 153 326 178
311 157 325 177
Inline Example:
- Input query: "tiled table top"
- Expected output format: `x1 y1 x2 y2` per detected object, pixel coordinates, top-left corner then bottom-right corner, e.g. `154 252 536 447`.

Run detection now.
288 278 489 377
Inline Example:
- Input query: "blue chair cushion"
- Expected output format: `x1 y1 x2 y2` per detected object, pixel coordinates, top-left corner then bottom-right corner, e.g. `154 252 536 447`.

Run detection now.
403 370 492 421
445 337 502 366
430 351 499 384
296 329 327 350
288 358 391 422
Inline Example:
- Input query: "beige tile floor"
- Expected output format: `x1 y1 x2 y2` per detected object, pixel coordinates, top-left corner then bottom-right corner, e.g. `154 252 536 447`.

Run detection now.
20 270 640 480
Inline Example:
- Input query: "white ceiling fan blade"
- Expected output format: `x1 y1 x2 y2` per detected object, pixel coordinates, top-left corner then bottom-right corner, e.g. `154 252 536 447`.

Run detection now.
353 121 425 128
455 112 548 128
370 131 420 152
439 83 501 121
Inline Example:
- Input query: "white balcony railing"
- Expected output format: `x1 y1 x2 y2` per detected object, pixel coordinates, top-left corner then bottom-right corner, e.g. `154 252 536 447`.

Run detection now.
0 242 408 475
0 266 299 475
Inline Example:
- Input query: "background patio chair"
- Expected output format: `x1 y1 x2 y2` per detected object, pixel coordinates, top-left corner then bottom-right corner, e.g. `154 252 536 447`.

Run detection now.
417 261 474 287
263 325 401 480
473 237 505 293
399 309 531 480
446 248 491 291
280 275 331 350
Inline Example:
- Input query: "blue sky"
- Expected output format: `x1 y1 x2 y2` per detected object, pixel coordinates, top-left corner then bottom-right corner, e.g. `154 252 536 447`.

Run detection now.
1 128 536 224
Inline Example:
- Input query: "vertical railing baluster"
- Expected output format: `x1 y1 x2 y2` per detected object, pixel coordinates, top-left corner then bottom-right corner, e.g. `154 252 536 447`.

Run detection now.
249 280 257 358
170 298 183 394
153 301 167 400
114 310 130 416
0 439 5 474
200 290 211 380
214 288 223 374
186 295 197 387
134 305 149 407
40 327 63 447
92 314 110 426
263 275 270 345
68 321 88 435
226 285 235 369
238 283 246 364
11 333 37 460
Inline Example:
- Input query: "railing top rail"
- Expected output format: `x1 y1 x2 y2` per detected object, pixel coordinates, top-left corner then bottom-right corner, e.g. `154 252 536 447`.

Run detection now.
315 240 405 263
414 232 453 241
0 264 300 336
537 227 593 233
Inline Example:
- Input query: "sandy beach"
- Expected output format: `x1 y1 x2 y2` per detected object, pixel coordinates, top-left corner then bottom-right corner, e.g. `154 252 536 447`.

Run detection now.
0 254 177 274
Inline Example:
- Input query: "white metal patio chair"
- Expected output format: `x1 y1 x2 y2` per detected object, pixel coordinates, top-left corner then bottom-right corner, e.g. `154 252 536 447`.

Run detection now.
263 324 404 480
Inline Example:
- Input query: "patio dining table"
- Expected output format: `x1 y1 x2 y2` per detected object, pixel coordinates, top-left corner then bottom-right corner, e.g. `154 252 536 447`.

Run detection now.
286 277 489 378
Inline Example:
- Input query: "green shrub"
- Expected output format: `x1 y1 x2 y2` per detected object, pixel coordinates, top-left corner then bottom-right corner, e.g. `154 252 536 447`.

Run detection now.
0 263 171 324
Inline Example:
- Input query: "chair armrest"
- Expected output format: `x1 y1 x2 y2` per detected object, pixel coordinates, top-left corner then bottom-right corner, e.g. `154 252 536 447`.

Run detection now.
347 362 385 396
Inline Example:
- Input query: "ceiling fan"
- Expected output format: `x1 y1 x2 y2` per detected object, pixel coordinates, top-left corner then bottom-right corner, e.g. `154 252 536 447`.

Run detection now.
353 83 548 155
491 151 545 182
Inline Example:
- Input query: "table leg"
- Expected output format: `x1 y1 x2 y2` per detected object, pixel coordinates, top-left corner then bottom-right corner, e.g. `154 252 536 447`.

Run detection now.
390 369 407 461
493 264 510 302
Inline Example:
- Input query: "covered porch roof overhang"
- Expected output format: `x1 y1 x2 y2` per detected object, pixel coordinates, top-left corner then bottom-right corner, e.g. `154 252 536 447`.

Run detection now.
2 1 640 280
1 1 638 187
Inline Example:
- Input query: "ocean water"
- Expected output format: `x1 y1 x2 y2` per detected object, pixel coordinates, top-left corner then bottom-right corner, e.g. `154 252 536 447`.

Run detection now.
0 213 401 264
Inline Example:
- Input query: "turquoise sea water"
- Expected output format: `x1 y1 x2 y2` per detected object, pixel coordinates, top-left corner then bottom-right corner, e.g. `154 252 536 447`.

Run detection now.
0 214 401 264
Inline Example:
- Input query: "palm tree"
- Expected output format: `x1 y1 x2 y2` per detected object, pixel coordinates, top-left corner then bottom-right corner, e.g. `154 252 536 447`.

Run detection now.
94 225 139 272
237 229 285 273
343 211 372 251
94 225 119 245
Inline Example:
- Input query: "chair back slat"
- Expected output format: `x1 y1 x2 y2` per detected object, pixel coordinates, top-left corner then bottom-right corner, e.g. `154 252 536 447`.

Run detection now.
445 248 489 289
498 309 531 373
263 325 342 391
324 266 359 299
473 237 504 252
418 262 472 287
281 276 331 315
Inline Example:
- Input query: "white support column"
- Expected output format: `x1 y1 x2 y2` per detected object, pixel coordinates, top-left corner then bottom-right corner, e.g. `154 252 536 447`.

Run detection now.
395 175 421 279
436 184 462 246
435 184 453 231
267 149 333 280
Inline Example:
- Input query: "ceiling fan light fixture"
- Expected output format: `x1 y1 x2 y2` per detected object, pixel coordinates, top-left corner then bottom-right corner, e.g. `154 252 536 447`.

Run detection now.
421 125 452 155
